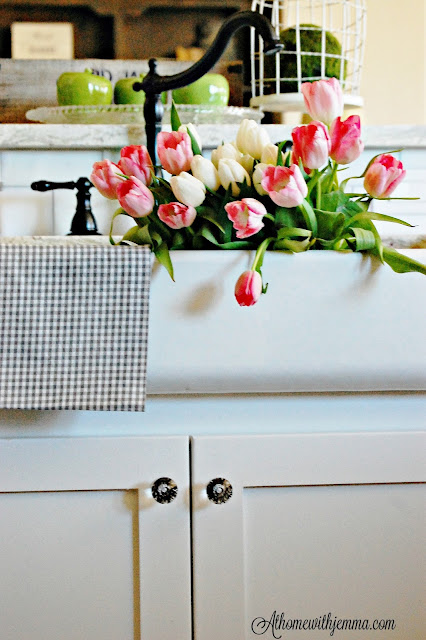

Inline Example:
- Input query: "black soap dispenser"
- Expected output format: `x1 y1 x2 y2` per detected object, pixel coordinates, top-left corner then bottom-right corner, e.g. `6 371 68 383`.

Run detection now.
31 177 100 235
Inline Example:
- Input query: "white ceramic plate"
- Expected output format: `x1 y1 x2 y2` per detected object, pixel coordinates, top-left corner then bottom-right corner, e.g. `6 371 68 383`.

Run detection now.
26 104 264 125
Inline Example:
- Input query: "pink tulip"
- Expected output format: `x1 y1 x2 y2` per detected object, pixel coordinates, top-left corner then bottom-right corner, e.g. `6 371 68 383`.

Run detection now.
157 131 193 175
116 177 154 218
90 159 124 199
225 198 266 239
301 78 343 126
292 121 331 171
261 164 308 208
234 270 262 307
119 145 153 185
330 115 364 165
157 202 197 229
363 154 406 199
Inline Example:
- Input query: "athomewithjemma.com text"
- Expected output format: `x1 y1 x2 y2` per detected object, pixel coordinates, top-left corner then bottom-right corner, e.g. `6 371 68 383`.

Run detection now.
251 611 396 638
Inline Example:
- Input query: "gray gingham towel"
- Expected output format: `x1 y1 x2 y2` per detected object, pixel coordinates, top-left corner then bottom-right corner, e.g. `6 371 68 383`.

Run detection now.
0 242 151 411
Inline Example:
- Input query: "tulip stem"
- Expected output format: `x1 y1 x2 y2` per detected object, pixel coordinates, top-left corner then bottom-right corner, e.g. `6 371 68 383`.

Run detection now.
251 237 274 273
307 169 320 197
316 178 322 210
329 161 338 191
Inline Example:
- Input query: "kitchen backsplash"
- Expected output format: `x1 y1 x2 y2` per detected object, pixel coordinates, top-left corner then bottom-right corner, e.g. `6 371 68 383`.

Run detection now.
0 148 134 237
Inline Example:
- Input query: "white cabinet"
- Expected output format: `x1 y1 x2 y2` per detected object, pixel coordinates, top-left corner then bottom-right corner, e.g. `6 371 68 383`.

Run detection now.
191 432 426 640
0 436 191 640
0 428 424 640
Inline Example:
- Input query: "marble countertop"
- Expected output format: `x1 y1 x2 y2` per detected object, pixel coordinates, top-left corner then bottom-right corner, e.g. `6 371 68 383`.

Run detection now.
0 123 425 150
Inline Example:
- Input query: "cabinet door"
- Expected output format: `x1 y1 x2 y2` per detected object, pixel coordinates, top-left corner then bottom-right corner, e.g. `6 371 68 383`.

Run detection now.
192 432 425 640
0 436 191 640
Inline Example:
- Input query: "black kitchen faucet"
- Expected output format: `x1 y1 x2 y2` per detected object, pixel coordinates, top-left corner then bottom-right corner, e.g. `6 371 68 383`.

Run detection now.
132 10 283 173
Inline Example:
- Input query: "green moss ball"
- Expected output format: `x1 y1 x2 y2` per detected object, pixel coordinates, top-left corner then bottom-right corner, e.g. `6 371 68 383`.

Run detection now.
264 24 344 94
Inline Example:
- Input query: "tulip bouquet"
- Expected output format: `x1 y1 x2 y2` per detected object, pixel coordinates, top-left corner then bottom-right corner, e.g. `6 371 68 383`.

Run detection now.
91 78 425 306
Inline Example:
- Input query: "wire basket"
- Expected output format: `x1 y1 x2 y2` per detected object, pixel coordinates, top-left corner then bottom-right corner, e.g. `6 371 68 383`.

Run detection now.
250 0 367 112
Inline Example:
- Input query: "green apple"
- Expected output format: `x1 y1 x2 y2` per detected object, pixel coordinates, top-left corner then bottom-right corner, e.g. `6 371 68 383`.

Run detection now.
56 69 113 106
114 75 146 105
172 73 229 106
114 75 168 105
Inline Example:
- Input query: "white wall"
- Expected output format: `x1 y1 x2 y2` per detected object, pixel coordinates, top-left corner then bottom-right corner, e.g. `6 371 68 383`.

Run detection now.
360 0 425 125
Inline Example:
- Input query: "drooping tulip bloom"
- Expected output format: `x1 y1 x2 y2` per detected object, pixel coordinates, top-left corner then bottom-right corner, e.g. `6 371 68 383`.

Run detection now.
170 171 206 207
292 121 331 171
363 154 406 199
157 202 197 229
301 78 343 127
234 270 262 307
217 158 251 196
190 155 220 191
116 177 154 218
330 115 364 165
157 131 193 175
90 159 124 199
211 142 242 169
225 198 266 239
261 164 308 208
236 119 271 160
118 145 153 185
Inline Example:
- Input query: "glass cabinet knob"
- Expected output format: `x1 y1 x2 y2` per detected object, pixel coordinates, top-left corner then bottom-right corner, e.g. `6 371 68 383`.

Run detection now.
206 478 233 504
151 477 178 504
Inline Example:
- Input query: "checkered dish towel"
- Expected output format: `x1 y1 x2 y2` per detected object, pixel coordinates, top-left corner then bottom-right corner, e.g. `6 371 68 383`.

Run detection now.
0 243 151 411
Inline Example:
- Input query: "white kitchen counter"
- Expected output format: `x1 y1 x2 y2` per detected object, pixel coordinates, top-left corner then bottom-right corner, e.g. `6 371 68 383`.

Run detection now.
0 123 425 150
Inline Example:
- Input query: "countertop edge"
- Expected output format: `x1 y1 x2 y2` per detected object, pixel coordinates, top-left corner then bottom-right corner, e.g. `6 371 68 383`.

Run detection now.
0 124 425 150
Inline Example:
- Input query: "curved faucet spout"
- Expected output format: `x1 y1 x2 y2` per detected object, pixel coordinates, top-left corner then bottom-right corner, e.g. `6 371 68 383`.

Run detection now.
136 11 283 95
135 10 283 174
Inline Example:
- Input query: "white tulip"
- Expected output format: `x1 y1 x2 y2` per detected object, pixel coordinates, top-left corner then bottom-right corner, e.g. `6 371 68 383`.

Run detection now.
252 162 269 196
211 142 242 169
236 119 270 160
178 123 203 151
190 155 220 191
217 158 251 196
238 153 255 174
261 143 284 166
170 172 206 207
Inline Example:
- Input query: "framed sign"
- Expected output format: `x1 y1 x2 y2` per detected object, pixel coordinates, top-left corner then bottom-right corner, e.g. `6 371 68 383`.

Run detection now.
11 22 74 59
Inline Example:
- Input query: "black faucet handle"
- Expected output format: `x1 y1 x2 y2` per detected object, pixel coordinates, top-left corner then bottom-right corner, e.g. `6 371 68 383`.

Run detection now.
31 177 100 236
31 180 77 192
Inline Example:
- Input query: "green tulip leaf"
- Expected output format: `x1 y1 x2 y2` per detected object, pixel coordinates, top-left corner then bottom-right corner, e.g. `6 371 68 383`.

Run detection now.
382 247 426 275
344 210 414 230
149 214 173 243
277 227 312 240
276 140 290 167
170 100 182 132
153 240 174 281
275 206 304 229
109 207 129 243
347 227 377 251
122 225 152 246
197 206 226 233
170 230 186 250
314 209 346 240
197 225 255 249
187 128 202 156
274 237 311 252
300 199 318 236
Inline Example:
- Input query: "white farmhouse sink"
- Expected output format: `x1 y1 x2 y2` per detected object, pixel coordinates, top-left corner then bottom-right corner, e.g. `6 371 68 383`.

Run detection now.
147 248 426 394
1 237 424 397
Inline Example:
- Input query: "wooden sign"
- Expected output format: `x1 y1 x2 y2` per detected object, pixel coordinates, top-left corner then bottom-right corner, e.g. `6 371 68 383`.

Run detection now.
11 22 74 60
